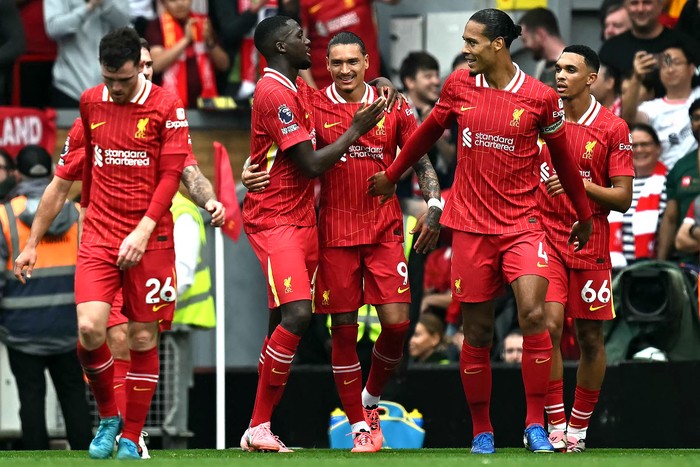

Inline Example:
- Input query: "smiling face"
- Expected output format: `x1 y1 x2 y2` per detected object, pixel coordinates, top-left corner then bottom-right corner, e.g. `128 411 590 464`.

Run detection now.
555 52 596 101
625 0 663 33
631 128 661 177
326 43 368 96
461 20 500 76
659 47 694 91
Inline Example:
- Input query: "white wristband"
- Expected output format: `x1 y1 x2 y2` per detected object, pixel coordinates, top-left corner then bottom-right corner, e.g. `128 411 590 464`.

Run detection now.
427 197 444 210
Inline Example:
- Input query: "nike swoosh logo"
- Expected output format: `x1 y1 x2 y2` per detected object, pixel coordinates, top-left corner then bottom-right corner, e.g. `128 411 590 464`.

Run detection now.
309 3 322 14
90 122 106 130
271 368 288 375
589 304 608 311
535 357 551 364
463 369 482 374
397 286 409 294
324 121 341 128
460 106 476 112
133 387 152 392
551 418 566 425
537 262 548 268
568 423 582 428
113 384 124 389
152 303 169 312
343 378 358 385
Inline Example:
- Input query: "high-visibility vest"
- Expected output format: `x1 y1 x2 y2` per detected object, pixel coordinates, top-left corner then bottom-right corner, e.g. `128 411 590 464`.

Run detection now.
329 215 418 342
170 192 215 328
0 196 79 355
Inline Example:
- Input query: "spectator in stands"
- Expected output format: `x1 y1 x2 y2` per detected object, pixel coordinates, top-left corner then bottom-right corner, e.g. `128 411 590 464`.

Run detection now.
609 123 668 269
0 145 92 450
591 62 624 116
518 7 565 89
621 42 700 169
208 0 276 100
501 330 523 364
657 98 700 263
675 0 700 42
145 0 230 108
601 0 632 40
409 313 449 365
17 0 55 108
421 245 460 332
673 193 700 254
599 0 700 99
288 0 400 90
44 0 130 108
129 0 156 36
0 1 25 105
0 149 16 201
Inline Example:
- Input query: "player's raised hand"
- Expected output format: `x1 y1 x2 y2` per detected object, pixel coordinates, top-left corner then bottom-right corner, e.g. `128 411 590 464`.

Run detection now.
545 174 564 197
242 164 270 192
568 218 593 252
411 207 442 254
14 247 37 284
205 199 225 227
351 98 385 135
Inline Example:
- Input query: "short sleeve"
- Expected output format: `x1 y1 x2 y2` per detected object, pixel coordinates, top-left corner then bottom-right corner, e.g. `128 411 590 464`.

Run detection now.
607 121 635 178
160 100 190 156
55 118 86 181
258 92 311 152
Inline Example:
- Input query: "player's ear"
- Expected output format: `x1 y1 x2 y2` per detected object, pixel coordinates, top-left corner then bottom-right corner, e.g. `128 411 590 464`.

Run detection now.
275 40 286 54
587 72 598 87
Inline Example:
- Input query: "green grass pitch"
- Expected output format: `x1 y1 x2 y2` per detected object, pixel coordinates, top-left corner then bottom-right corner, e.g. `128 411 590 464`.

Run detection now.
1 449 699 466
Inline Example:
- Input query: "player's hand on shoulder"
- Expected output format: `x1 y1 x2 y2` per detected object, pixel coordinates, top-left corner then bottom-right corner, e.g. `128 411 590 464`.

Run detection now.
206 199 225 227
545 174 564 197
367 171 394 197
352 98 385 135
242 163 270 192
568 218 593 252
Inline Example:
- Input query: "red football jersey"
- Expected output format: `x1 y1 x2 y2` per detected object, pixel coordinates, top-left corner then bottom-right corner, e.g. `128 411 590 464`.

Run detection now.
299 0 380 88
430 66 566 234
313 84 414 246
80 79 190 250
58 118 198 182
243 68 317 233
538 98 634 269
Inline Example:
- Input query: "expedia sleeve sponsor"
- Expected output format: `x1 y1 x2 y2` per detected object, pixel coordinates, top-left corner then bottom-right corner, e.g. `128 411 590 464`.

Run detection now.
165 119 189 129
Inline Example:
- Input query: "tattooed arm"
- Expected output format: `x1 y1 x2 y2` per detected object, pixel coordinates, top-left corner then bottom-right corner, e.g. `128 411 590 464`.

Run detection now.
411 155 442 253
181 165 225 227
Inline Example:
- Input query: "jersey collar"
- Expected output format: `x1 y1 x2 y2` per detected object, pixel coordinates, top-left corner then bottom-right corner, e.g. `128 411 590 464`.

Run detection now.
326 82 375 104
577 95 602 127
263 67 297 92
474 63 525 93
101 74 151 104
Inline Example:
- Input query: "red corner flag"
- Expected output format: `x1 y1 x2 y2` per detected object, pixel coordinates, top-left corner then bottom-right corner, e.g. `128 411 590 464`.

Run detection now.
213 141 243 241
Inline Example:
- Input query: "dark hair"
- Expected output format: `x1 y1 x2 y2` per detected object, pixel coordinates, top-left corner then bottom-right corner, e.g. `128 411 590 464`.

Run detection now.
254 15 295 57
518 7 561 37
0 149 14 171
452 53 469 71
662 41 696 66
600 0 626 22
469 8 522 48
630 123 661 146
418 313 445 339
399 51 439 87
99 27 141 70
327 31 366 56
689 98 700 117
562 44 600 73
139 37 150 52
599 61 622 94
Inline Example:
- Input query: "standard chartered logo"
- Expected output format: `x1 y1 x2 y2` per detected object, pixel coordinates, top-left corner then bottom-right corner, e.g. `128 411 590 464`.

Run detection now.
94 144 150 167
94 144 103 167
462 128 515 151
462 128 472 148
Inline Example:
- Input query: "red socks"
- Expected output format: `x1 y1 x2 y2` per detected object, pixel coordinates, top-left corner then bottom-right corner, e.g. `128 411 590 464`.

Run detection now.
459 342 493 436
250 326 300 427
569 386 599 432
545 379 565 428
365 321 409 397
77 341 118 418
522 331 553 427
121 347 159 443
112 358 130 418
331 324 364 424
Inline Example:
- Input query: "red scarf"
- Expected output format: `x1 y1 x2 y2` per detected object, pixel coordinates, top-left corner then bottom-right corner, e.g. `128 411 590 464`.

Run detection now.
161 11 218 107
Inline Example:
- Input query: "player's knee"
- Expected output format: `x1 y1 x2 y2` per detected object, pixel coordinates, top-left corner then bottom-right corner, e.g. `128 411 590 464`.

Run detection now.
577 326 604 358
280 306 312 335
463 323 494 347
107 327 129 360
545 317 563 344
78 320 106 346
519 305 546 331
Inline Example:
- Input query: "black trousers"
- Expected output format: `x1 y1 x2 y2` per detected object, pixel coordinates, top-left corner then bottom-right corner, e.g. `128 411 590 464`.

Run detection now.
6 347 93 450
